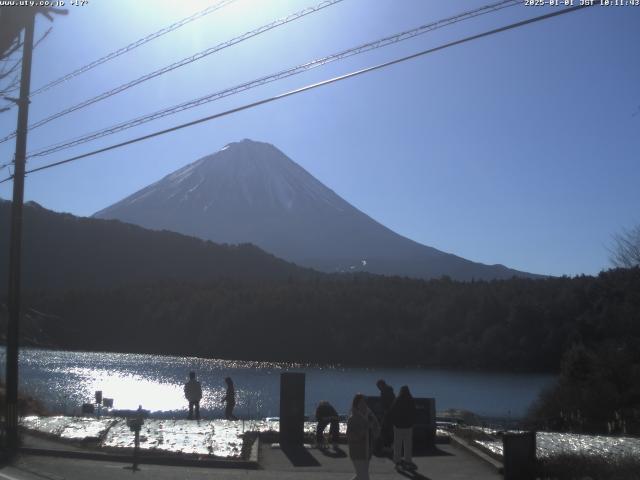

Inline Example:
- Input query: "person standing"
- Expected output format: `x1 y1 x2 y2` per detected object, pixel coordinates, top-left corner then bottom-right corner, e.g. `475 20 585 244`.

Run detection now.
223 376 237 420
347 393 379 480
184 371 202 420
376 379 395 412
376 379 395 448
388 385 417 468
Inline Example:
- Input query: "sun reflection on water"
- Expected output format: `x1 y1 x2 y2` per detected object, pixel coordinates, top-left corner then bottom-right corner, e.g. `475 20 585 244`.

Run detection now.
82 369 184 411
4 347 555 419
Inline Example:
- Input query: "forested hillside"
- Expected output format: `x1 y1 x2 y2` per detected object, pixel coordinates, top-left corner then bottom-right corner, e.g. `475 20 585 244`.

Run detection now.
0 200 309 291
7 268 639 373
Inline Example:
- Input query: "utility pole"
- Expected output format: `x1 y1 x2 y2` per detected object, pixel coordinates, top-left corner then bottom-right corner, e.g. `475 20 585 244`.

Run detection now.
5 9 36 452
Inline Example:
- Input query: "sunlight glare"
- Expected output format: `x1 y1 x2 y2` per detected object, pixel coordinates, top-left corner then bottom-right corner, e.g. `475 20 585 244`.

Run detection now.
81 369 184 412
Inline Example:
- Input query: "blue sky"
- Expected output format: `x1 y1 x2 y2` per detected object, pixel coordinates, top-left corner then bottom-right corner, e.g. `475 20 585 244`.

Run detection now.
0 0 638 277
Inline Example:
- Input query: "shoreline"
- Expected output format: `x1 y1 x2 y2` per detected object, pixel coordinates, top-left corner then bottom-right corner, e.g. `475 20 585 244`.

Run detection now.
0 344 561 375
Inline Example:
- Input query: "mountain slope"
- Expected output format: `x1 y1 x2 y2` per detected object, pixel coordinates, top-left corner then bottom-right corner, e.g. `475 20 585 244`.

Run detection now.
94 139 538 280
0 200 308 291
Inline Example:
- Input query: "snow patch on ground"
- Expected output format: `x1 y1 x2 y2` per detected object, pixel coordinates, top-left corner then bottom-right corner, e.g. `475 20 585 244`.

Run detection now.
20 415 347 458
473 431 640 460
21 416 117 441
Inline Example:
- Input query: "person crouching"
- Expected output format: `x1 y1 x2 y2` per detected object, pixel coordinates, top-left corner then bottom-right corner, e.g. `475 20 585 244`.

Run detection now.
315 400 340 445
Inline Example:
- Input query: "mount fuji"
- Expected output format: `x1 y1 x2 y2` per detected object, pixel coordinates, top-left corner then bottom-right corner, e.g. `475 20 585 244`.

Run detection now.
94 139 536 280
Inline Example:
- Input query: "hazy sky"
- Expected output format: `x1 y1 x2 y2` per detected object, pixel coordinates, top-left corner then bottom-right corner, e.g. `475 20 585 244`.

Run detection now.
0 0 638 277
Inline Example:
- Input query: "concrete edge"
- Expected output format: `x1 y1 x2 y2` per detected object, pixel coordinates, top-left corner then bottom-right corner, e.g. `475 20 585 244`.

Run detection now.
249 434 260 463
17 447 260 470
449 434 504 473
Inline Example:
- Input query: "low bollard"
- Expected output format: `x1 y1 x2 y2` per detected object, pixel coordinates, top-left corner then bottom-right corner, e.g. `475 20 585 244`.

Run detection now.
126 406 145 471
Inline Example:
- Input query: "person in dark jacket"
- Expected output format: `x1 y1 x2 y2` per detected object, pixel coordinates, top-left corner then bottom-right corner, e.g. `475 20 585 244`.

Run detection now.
315 400 340 444
376 379 395 448
223 377 237 420
376 379 395 412
388 385 416 467
183 371 202 420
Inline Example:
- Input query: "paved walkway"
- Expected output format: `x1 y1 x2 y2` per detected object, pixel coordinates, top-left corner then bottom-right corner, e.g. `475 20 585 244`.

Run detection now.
259 442 502 479
1 440 502 480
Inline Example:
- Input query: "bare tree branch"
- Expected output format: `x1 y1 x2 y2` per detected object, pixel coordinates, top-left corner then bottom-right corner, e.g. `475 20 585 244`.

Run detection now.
1 6 67 59
0 25 54 107
0 63 21 98
0 56 22 80
33 26 52 50
610 225 640 268
0 37 21 60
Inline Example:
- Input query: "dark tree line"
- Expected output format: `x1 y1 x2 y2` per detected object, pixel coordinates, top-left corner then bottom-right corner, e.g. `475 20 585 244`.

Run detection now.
5 267 639 376
529 341 640 435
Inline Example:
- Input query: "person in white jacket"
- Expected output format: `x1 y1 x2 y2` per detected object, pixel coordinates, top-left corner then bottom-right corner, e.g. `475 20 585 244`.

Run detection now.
184 371 203 420
347 394 380 480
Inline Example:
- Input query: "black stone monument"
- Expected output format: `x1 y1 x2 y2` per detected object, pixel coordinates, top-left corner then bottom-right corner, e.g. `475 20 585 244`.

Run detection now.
503 431 536 480
280 372 305 444
413 397 436 447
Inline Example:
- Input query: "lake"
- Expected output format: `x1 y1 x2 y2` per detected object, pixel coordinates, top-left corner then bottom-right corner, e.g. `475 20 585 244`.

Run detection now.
1 347 555 419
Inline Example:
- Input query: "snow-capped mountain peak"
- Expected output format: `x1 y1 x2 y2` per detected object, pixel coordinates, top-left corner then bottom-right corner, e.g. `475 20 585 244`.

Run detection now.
94 139 537 280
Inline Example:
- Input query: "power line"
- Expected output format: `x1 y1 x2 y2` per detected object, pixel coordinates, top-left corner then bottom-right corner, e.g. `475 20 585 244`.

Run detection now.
0 1 597 185
26 0 519 160
8 0 238 98
0 0 344 145
0 158 13 171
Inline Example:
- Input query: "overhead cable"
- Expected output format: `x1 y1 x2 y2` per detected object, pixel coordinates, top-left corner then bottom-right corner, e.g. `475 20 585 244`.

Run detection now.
0 0 344 144
29 0 237 97
27 0 518 159
0 1 597 185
